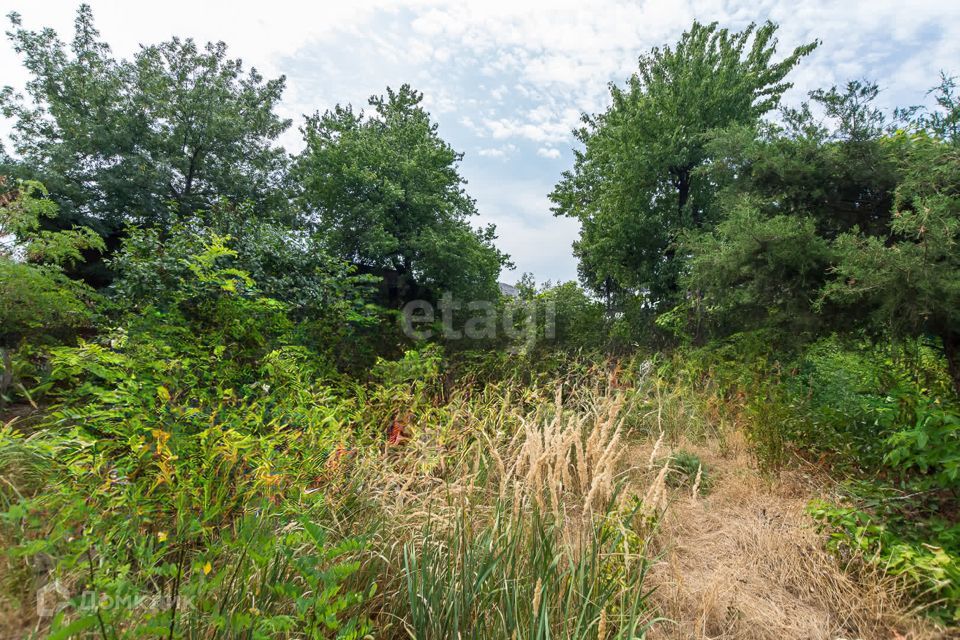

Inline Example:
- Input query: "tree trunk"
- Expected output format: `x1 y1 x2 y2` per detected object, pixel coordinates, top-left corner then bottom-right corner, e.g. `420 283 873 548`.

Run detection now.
179 147 203 216
943 330 960 398
0 347 11 409
677 171 690 219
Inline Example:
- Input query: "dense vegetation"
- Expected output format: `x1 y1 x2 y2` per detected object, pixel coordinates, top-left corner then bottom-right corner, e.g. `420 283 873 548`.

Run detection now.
1 7 958 638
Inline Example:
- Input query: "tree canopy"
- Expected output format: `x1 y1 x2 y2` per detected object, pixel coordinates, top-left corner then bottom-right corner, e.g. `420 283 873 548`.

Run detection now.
1 5 291 283
551 21 817 309
295 84 509 304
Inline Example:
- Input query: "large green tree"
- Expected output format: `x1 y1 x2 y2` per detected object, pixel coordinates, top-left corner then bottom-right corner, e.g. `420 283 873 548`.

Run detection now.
1 5 290 281
707 81 900 240
682 74 960 391
294 84 509 304
551 21 817 309
682 81 901 341
825 119 960 393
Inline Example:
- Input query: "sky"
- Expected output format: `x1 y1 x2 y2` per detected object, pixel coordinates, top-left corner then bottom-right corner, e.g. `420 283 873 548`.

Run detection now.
2 0 959 285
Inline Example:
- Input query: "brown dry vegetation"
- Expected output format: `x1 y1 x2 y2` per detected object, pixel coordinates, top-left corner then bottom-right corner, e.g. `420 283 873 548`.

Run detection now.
639 434 949 640
357 365 951 638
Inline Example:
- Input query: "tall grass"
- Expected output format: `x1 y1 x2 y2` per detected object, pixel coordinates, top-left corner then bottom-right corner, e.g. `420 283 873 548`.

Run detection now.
379 372 659 639
402 500 653 640
1 352 667 638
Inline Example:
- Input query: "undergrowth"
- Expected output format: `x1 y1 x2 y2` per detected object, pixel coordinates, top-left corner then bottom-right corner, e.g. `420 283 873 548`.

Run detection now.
0 340 670 638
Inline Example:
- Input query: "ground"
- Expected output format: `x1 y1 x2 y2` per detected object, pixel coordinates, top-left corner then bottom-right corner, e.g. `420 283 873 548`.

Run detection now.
639 434 951 640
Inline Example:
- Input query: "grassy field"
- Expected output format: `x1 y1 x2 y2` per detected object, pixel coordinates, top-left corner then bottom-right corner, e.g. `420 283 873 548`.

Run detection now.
0 351 948 639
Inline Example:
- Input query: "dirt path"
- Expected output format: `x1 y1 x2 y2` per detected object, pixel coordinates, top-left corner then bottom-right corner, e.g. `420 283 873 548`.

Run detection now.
638 436 949 640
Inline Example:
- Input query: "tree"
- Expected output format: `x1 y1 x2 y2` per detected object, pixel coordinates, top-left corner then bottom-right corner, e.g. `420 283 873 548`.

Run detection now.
682 74 960 392
0 180 103 265
825 127 960 394
1 5 290 282
682 198 832 340
706 81 901 241
536 281 608 352
682 81 900 342
108 203 378 326
294 85 509 304
551 21 817 309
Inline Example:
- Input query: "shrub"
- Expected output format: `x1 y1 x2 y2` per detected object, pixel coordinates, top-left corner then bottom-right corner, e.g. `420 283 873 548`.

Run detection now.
663 450 709 493
809 500 960 623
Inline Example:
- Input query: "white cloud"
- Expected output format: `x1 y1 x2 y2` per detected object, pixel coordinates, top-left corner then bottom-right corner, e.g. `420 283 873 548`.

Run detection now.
484 117 574 143
465 172 581 283
490 84 508 101
537 147 561 159
477 144 517 158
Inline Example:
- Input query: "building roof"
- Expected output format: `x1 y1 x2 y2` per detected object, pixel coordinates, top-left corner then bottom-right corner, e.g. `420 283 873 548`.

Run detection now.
498 282 519 298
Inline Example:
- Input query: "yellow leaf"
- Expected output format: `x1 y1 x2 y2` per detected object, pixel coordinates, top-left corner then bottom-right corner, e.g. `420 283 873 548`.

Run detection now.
157 531 168 542
157 386 171 402
203 562 212 575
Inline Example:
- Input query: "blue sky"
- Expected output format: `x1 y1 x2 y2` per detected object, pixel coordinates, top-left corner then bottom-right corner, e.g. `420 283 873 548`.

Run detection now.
2 0 959 284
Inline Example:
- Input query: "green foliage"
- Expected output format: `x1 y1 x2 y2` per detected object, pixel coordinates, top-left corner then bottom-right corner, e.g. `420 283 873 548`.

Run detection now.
741 380 792 474
296 84 509 303
809 500 960 622
402 501 653 639
683 198 832 339
107 215 381 372
0 262 94 352
1 291 375 636
704 81 900 241
2 5 291 283
681 81 902 348
882 392 960 492
825 124 960 393
0 180 104 266
662 451 709 492
0 182 102 405
551 20 816 308
371 344 444 387
2 6 290 223
536 281 609 352
679 76 960 395
0 313 660 637
678 334 960 618
784 337 895 465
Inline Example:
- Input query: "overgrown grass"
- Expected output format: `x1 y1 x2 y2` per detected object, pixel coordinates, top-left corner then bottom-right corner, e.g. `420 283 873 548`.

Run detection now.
659 334 960 623
402 500 653 640
2 327 957 635
0 348 668 638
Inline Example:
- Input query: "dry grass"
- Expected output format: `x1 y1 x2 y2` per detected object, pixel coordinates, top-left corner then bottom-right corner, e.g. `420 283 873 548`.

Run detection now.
505 387 626 519
357 365 951 639
367 375 639 529
639 437 949 640
357 375 655 639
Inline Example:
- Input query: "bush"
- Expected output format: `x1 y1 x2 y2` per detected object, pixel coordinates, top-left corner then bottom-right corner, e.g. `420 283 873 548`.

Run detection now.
810 500 960 623
662 450 709 493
